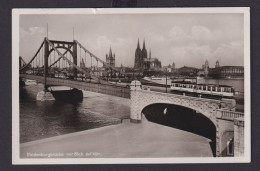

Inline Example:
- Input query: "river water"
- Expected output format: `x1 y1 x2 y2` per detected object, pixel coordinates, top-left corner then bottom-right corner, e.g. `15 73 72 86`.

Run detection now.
20 84 130 143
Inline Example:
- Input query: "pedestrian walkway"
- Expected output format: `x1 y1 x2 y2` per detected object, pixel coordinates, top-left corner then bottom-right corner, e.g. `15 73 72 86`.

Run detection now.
20 118 213 158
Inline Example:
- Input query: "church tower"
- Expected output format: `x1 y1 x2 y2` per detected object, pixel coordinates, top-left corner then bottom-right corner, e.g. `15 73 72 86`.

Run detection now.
172 62 175 70
134 38 143 69
142 39 147 59
215 60 220 68
106 47 115 67
204 60 209 76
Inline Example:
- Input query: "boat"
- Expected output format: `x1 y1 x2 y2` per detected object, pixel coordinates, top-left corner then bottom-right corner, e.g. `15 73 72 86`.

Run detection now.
170 81 234 99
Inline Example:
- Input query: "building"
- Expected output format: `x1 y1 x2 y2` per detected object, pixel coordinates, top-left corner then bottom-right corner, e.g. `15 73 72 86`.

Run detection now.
134 39 145 69
172 62 175 70
199 60 210 77
204 60 209 76
177 66 199 77
134 39 162 70
209 66 244 78
215 60 220 68
106 47 115 67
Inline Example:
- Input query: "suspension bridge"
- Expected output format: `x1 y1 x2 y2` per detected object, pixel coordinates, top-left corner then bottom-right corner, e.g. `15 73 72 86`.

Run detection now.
19 37 130 98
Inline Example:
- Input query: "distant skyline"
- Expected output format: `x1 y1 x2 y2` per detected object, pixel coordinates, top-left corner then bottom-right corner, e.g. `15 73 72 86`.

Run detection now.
19 13 244 68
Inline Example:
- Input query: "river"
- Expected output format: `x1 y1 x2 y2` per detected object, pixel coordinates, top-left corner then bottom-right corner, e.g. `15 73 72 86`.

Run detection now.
20 84 130 143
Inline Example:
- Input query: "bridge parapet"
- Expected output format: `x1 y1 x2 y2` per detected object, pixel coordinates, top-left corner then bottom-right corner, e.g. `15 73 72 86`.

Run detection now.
216 109 244 121
20 74 130 98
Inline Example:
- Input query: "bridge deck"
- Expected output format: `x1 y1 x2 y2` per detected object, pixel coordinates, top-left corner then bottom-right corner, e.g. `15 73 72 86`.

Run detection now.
20 74 130 98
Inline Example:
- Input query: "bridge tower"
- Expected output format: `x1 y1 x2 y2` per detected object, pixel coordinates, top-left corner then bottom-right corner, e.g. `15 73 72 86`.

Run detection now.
43 37 78 90
44 38 49 90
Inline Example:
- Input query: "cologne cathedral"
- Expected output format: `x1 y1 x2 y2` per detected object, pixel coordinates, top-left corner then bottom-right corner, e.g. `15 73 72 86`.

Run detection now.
134 39 161 70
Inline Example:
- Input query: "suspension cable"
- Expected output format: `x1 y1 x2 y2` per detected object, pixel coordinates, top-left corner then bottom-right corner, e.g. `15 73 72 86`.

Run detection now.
53 51 57 67
39 51 40 68
32 58 34 74
80 47 81 66
62 54 64 69
36 52 38 70
97 59 99 77
41 48 43 68
84 50 86 68
91 54 92 70
59 53 60 71
38 51 40 68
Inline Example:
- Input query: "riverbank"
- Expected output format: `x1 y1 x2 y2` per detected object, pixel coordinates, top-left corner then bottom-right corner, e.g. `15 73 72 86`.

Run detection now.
20 118 213 158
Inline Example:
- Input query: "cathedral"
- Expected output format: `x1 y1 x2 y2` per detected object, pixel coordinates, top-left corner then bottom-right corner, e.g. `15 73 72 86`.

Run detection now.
106 47 115 67
134 39 161 70
134 38 146 69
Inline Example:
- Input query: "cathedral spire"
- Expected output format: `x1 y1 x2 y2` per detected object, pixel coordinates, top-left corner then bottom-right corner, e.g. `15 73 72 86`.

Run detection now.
143 39 146 50
137 38 140 49
109 46 112 56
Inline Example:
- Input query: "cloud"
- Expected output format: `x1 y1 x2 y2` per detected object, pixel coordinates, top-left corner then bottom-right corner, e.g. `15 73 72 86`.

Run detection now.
168 26 189 42
19 14 244 68
84 35 135 67
213 41 244 66
191 25 212 40
20 27 45 39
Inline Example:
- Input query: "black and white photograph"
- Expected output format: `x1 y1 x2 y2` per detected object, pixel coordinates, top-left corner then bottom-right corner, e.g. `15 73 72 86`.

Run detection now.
12 8 250 164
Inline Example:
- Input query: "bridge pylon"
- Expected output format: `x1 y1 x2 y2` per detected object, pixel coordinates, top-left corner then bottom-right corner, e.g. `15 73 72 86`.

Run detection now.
44 38 49 90
43 37 78 90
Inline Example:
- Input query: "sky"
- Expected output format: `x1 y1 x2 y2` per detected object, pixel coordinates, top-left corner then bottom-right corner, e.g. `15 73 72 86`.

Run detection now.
19 13 244 68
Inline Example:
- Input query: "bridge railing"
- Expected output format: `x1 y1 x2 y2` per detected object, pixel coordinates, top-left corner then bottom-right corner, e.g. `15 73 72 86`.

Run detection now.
234 91 244 96
20 74 130 99
216 109 244 121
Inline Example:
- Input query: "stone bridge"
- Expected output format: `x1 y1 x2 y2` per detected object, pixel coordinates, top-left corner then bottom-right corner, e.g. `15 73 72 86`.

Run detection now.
130 81 244 157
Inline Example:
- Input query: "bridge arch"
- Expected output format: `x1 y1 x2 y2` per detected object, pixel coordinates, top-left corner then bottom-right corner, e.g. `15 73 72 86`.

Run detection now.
131 94 221 126
141 101 217 126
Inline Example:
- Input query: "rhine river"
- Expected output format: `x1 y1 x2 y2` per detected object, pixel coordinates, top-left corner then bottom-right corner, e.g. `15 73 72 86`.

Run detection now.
20 84 130 143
